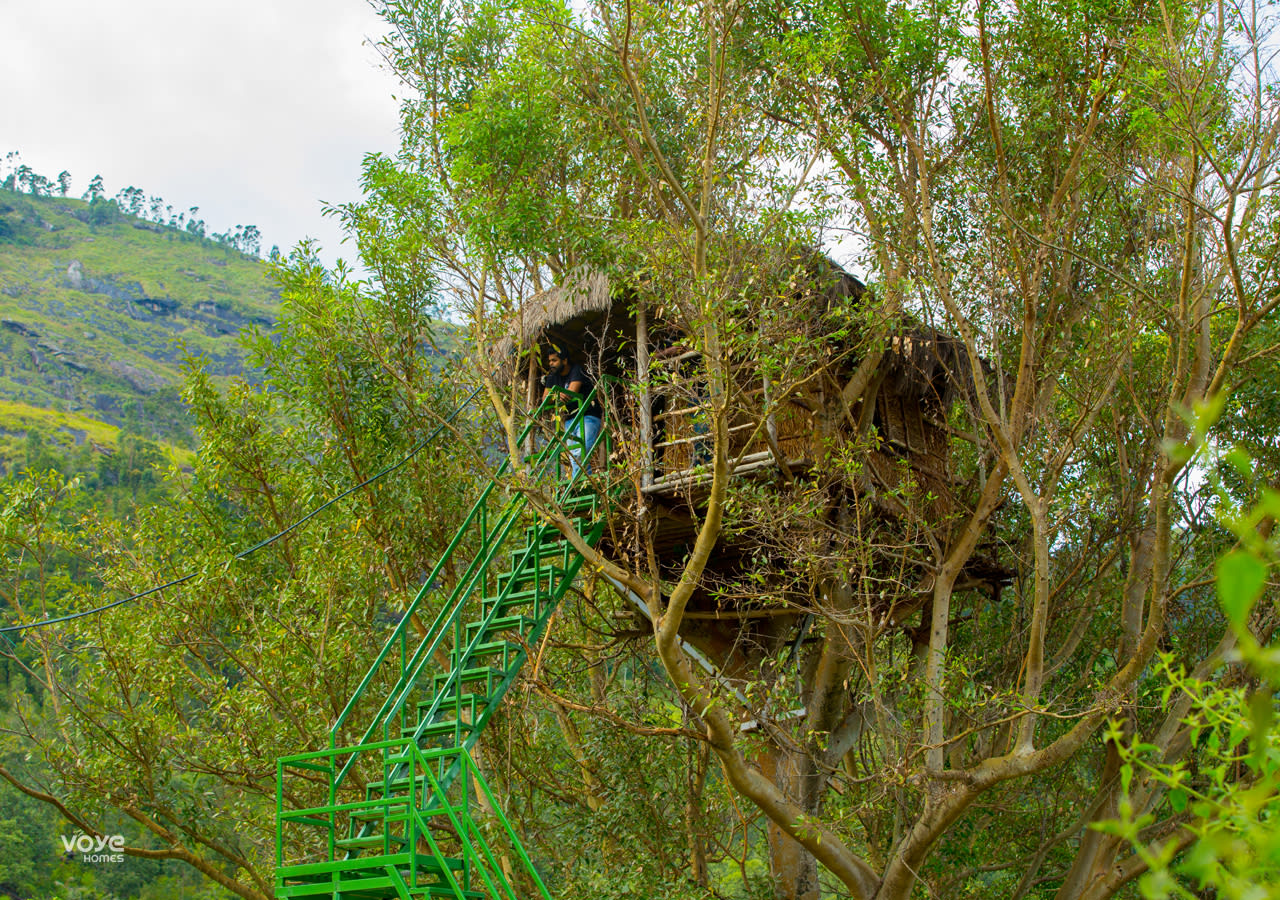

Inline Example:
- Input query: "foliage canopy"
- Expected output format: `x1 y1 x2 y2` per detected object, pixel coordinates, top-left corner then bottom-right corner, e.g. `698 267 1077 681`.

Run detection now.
2 1 1279 899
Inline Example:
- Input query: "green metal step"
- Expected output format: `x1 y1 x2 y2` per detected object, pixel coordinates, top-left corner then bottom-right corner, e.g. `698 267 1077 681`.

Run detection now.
510 543 566 569
465 614 531 641
561 492 598 512
459 639 516 661
352 802 408 821
481 597 540 622
330 842 465 876
434 666 497 688
280 853 412 879
500 558 568 581
404 718 475 739
279 853 475 898
485 583 545 606
279 874 400 899
486 582 560 613
522 517 587 542
362 778 470 816
335 833 408 852
364 774 429 797
413 694 480 718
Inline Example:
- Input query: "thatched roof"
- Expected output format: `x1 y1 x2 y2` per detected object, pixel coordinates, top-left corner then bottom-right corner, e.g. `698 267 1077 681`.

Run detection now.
489 257 975 412
883 329 972 411
492 268 613 375
492 254 862 380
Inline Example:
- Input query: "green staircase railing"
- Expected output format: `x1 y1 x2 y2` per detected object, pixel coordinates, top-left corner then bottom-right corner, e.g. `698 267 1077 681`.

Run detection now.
276 385 612 900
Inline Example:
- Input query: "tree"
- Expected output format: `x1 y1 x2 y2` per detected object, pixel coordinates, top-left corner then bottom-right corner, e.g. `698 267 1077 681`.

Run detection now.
211 224 263 257
354 0 1280 897
239 224 261 256
0 253 485 899
56 171 72 197
0 151 21 192
1088 429 1280 900
82 174 104 203
14 165 35 194
185 206 206 238
115 185 146 217
2 1 1274 898
85 195 121 226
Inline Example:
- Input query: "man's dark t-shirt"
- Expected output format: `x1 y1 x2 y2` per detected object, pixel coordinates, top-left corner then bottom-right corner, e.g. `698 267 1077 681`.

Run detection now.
544 362 602 418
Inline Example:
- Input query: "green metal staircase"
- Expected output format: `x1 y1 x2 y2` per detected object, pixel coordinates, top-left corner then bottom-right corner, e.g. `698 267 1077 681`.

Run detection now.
275 391 609 900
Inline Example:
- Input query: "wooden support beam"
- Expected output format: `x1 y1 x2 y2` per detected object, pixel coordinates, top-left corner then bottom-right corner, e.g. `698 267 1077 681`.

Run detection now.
641 452 808 494
636 297 653 488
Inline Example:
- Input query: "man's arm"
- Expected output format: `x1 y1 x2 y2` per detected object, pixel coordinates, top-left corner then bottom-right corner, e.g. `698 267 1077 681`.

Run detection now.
566 363 585 395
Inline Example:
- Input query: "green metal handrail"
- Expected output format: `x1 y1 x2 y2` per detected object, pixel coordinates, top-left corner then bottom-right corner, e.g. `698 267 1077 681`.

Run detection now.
277 740 553 899
340 435 608 819
328 382 610 785
276 379 614 897
397 512 606 790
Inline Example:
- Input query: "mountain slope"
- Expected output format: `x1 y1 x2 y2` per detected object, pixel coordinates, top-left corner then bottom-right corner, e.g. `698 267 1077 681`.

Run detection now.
0 189 277 461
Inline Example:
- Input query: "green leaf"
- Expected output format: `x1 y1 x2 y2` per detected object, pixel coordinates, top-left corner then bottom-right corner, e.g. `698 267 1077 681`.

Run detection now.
1168 787 1188 813
1259 488 1280 520
1249 689 1274 769
1215 550 1268 626
1224 447 1254 479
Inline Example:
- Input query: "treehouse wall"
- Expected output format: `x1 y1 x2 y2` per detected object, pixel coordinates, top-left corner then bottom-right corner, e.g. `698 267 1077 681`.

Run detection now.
503 266 972 589
654 388 819 475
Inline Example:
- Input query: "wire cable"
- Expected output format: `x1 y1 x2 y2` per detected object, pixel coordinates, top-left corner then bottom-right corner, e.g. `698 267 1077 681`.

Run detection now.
0 385 483 635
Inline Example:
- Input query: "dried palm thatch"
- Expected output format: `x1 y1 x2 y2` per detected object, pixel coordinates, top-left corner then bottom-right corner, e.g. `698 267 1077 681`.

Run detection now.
485 257 975 418
490 269 614 380
883 329 973 412
489 256 860 377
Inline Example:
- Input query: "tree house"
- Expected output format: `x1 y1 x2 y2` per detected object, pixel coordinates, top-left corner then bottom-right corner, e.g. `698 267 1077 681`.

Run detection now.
494 258 1000 669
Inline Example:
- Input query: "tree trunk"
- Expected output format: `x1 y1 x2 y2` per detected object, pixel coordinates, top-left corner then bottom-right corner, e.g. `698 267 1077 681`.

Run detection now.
768 825 822 900
761 747 824 899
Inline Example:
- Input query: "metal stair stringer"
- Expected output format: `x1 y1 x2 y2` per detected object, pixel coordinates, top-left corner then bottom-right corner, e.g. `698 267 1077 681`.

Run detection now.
276 388 614 900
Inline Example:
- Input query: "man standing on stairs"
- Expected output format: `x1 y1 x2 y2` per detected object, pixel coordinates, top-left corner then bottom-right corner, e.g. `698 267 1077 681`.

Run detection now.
543 344 602 477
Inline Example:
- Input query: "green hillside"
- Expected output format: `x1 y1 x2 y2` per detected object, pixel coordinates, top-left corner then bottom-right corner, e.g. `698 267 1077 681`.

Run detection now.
0 188 276 463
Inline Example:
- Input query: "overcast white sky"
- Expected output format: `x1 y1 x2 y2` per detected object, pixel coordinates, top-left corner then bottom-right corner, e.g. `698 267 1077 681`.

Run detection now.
1 0 402 266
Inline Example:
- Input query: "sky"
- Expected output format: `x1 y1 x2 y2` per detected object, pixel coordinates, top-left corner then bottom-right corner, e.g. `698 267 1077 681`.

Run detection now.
0 0 403 266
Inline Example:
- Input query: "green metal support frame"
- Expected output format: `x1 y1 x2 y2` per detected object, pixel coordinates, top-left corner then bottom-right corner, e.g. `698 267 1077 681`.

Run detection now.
275 383 615 900
277 742 553 900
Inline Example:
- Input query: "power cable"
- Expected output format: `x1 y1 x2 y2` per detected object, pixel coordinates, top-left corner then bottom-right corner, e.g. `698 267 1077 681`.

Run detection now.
0 385 483 635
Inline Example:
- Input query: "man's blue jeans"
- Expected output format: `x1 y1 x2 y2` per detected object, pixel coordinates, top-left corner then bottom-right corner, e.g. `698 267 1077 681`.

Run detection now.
565 414 602 478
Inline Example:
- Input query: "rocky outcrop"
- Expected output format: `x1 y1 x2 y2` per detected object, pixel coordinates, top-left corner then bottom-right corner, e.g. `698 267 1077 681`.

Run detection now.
108 359 165 393
62 264 271 335
133 296 179 316
65 261 181 318
1 319 38 338
0 194 277 454
189 299 271 334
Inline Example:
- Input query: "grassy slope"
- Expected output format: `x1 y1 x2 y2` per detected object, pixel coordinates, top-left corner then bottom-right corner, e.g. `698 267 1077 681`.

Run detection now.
0 189 277 461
